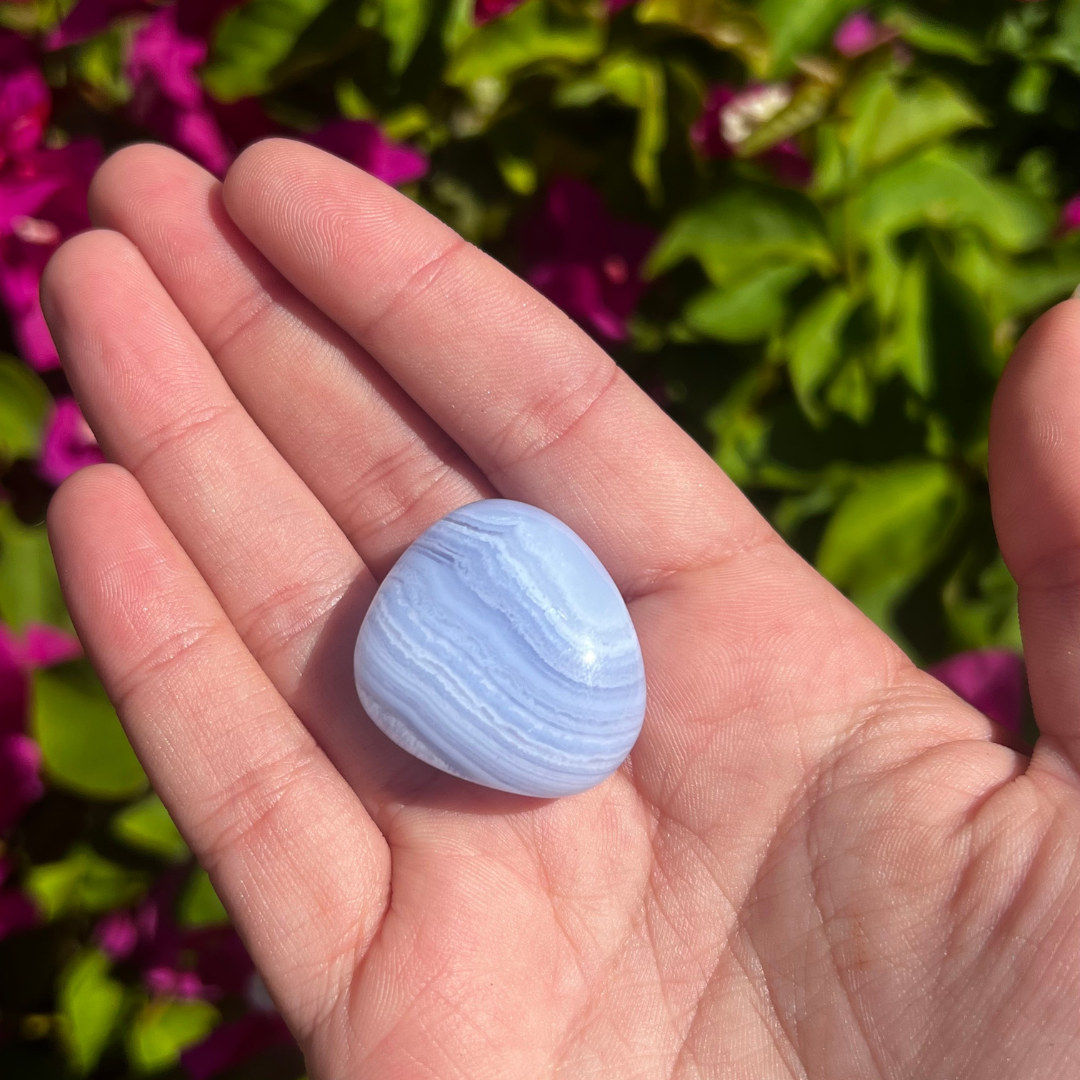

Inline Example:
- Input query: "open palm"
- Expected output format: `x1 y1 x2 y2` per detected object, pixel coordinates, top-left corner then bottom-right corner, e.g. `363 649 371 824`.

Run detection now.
42 140 1080 1079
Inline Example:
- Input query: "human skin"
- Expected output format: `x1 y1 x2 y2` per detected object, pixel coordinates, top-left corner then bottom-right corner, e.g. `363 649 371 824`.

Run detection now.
39 139 1080 1078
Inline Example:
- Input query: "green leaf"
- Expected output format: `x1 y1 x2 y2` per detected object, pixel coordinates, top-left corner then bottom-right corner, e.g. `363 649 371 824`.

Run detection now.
825 354 873 423
71 28 133 106
944 555 1022 652
177 867 230 928
705 370 774 485
0 355 49 463
883 7 987 63
786 285 856 422
32 661 147 800
635 0 769 76
112 795 190 862
378 0 432 73
683 265 807 342
879 251 931 395
26 845 149 920
202 0 336 101
1009 62 1053 115
647 186 835 287
846 75 985 176
596 55 667 202
445 0 604 86
58 949 127 1075
817 460 965 630
851 148 1054 253
127 999 220 1075
1045 0 1080 76
998 250 1080 316
0 505 69 632
756 0 862 75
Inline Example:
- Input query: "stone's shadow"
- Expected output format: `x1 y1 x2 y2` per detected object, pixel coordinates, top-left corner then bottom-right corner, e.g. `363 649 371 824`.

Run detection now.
294 568 555 825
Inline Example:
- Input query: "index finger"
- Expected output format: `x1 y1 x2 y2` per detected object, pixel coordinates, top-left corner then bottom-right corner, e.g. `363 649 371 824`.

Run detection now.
222 139 773 597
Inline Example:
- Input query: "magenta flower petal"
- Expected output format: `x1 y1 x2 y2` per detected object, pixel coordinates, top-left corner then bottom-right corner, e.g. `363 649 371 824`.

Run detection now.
763 139 813 187
146 964 208 1000
1061 194 1080 234
0 632 27 736
38 398 105 485
181 1013 293 1080
20 624 82 667
0 64 50 164
127 8 231 175
929 650 1026 733
473 0 526 23
0 732 44 831
129 8 208 110
519 177 655 340
306 120 428 186
0 139 101 368
834 11 887 57
95 910 139 960
690 85 736 160
0 888 38 941
46 0 153 50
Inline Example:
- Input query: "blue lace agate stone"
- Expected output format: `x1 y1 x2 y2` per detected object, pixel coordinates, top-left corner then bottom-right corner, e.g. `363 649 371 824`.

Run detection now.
353 499 646 797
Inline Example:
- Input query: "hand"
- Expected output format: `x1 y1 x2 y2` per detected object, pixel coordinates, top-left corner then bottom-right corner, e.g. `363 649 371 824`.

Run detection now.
41 139 1080 1079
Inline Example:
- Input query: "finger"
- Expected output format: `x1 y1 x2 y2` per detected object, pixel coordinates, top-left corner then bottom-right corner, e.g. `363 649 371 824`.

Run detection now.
48 464 388 1036
88 144 491 577
222 139 774 597
40 229 427 800
990 297 1080 772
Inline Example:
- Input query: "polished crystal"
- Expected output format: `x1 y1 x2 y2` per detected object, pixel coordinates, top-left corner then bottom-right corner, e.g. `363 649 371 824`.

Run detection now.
353 499 646 798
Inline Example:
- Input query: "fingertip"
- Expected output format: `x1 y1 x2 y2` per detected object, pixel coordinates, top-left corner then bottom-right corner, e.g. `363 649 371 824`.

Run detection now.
89 143 210 230
39 229 144 363
47 464 146 601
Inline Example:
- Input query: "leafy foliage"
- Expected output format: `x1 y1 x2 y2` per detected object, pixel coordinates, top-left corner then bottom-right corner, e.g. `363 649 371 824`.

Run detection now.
0 0 1076 1076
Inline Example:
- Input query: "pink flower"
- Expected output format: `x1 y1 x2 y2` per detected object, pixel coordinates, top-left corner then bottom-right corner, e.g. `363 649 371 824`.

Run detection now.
0 620 80 830
690 85 736 159
0 630 26 735
0 41 50 166
0 620 81 728
473 0 521 23
146 965 209 999
691 83 812 187
0 732 43 832
95 909 139 959
38 397 105 485
127 7 230 176
181 1013 293 1079
1061 194 1080 234
766 139 814 187
833 11 895 58
306 120 428 186
0 139 102 370
518 177 655 341
928 650 1026 734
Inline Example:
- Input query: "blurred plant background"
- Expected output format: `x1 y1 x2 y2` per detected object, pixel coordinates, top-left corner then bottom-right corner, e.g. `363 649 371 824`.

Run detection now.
0 0 1073 1074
